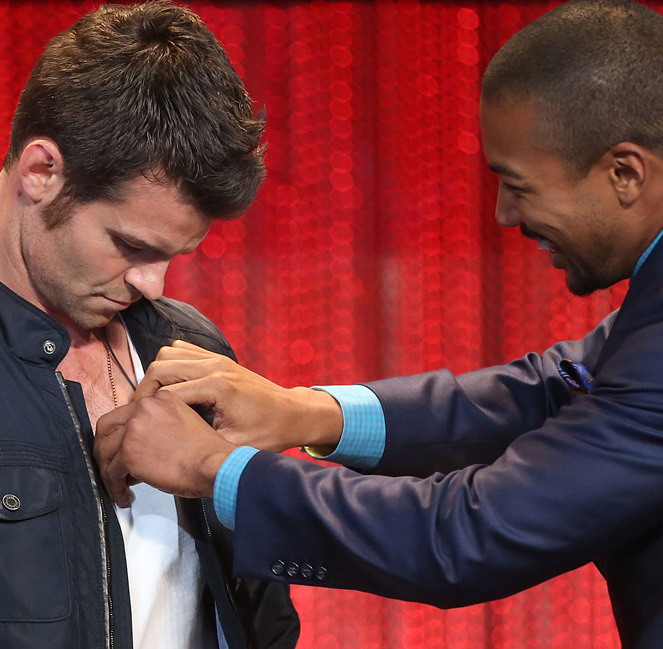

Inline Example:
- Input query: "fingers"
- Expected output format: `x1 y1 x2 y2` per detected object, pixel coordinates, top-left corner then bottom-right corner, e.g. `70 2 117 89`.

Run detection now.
149 375 224 409
160 340 219 360
103 452 133 508
133 354 235 400
133 358 192 399
95 403 140 507
152 346 209 361
94 391 232 503
95 402 137 456
171 339 212 353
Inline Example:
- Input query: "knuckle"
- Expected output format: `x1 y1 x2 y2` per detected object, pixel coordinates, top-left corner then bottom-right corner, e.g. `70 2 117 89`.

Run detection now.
146 359 165 375
154 346 172 361
154 389 174 403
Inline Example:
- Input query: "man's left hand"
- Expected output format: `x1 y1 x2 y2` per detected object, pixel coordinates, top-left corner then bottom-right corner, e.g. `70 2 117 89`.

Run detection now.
94 391 236 507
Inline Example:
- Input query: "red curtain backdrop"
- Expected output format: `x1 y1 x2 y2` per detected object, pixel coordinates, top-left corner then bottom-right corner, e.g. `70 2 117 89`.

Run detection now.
2 1 649 647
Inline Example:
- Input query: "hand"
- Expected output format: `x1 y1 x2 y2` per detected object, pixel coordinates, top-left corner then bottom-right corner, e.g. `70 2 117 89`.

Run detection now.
133 340 344 453
94 390 235 507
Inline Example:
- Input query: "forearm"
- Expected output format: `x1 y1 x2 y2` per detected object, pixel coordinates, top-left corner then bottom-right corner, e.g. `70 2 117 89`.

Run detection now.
231 386 663 607
370 309 617 476
215 310 617 528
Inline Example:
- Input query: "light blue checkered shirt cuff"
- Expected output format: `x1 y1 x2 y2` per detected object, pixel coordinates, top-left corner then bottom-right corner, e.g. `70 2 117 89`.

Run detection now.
213 446 259 530
309 385 385 470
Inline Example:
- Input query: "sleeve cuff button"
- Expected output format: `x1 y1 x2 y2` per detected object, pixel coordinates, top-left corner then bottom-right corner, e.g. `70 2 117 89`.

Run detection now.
300 564 314 579
270 560 286 576
286 562 300 578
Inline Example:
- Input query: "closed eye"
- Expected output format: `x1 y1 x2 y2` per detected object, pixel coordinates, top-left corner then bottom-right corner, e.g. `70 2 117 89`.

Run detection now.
109 231 171 261
113 235 144 255
501 181 528 196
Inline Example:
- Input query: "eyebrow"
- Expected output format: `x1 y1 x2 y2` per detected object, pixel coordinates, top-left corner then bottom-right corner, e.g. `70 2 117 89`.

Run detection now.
488 163 525 180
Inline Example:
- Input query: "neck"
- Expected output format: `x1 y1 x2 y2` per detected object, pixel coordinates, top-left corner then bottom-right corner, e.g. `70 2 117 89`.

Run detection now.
0 169 33 301
66 316 126 350
0 169 68 322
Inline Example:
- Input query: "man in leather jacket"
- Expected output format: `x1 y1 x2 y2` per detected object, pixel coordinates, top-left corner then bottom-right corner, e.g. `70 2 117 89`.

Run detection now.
0 2 298 648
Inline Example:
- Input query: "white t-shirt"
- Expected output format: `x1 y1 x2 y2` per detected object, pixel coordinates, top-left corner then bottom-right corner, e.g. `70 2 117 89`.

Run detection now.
112 329 227 649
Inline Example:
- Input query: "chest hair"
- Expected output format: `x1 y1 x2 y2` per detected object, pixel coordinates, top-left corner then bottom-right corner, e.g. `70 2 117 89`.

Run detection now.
58 336 135 431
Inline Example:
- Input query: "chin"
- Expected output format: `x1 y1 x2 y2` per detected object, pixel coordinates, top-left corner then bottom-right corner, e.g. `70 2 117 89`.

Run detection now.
566 270 617 297
567 283 598 298
68 310 117 331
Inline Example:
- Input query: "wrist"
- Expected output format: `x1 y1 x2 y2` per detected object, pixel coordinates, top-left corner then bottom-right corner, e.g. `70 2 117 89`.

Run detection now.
198 448 231 498
289 386 343 448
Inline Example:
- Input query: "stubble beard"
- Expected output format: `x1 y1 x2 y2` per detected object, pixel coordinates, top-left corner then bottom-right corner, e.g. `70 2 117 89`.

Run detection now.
31 276 118 332
555 198 625 297
564 241 625 297
28 202 123 332
565 267 609 297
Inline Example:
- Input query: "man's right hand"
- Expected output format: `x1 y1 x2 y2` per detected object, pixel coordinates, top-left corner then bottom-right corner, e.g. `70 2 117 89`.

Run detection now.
134 340 344 454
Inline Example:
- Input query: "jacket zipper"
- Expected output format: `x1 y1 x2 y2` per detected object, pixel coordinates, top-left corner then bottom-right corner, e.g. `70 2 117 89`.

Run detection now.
56 372 114 649
200 498 248 648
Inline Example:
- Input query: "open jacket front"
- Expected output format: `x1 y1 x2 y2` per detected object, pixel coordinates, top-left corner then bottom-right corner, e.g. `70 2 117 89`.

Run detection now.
0 282 299 649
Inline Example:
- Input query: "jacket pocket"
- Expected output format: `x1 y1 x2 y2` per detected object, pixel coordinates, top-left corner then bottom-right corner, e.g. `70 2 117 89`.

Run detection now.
0 463 70 622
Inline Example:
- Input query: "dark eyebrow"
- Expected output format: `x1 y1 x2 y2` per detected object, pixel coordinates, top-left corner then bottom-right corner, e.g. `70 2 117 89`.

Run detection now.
112 231 171 257
488 163 525 180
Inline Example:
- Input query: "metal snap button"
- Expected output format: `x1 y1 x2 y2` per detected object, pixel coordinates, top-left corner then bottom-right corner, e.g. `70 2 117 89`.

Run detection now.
2 494 21 511
43 340 57 355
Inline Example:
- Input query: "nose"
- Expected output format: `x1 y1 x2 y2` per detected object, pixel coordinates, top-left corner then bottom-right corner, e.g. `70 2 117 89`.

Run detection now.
495 185 521 228
124 261 169 301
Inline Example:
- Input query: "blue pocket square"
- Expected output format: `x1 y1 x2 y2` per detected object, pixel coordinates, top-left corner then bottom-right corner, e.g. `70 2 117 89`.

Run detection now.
557 358 594 395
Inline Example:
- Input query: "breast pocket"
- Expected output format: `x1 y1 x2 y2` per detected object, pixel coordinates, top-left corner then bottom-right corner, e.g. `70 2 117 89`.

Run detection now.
0 463 70 622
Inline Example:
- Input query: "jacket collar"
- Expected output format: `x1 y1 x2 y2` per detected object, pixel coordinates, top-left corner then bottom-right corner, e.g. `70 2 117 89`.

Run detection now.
593 228 663 376
628 228 663 301
0 281 169 369
122 298 178 366
0 281 70 367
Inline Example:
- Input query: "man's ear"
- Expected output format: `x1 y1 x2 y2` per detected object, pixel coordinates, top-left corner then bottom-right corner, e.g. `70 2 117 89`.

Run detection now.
16 139 66 203
606 142 647 207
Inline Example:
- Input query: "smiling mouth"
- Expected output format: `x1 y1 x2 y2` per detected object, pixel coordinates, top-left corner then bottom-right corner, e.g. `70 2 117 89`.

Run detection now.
536 238 556 252
534 237 566 269
520 225 559 255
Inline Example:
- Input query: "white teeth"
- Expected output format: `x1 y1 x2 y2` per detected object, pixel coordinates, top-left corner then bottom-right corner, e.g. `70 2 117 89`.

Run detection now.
537 239 553 251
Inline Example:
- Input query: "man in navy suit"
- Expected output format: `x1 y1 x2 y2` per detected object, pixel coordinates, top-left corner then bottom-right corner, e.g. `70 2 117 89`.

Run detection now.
96 1 663 647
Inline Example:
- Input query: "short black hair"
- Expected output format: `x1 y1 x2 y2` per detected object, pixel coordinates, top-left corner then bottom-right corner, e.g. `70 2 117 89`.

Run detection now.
6 1 265 220
482 0 663 176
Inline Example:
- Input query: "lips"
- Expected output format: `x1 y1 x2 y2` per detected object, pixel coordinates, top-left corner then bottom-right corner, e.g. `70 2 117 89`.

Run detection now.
104 296 133 309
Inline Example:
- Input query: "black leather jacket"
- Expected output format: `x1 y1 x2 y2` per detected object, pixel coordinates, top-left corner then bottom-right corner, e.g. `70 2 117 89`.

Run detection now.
0 282 299 649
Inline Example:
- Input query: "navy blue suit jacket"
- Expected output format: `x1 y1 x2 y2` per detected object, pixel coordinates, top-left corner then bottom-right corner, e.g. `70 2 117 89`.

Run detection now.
233 241 663 649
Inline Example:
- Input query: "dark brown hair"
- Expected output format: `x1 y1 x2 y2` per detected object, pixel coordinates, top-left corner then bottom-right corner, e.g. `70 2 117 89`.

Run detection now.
6 1 265 221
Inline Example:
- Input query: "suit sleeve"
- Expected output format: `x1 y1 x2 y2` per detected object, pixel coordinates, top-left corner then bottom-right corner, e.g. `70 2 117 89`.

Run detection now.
230 308 663 606
369 309 616 476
